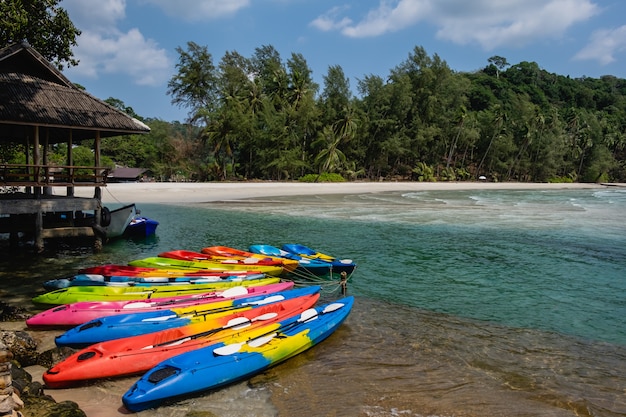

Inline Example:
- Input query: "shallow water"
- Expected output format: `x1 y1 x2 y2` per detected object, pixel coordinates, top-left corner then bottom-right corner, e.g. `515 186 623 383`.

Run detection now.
1 187 625 416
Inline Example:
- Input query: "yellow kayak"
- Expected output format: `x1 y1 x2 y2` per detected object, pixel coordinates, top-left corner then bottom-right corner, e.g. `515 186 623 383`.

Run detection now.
128 256 285 276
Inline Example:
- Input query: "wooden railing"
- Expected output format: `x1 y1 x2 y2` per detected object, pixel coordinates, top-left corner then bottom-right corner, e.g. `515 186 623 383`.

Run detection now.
0 164 109 187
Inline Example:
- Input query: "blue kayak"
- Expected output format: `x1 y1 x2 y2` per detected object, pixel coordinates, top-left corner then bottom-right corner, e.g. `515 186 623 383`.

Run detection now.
281 244 357 275
122 296 354 412
55 286 321 348
248 244 332 276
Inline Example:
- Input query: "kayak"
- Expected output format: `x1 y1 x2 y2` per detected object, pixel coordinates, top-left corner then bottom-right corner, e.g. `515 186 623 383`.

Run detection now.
248 244 333 276
159 249 299 273
27 281 294 327
53 286 320 348
281 244 357 275
78 264 265 277
32 276 282 305
200 245 301 273
122 296 354 412
43 287 321 388
43 270 266 290
201 245 285 260
128 257 285 276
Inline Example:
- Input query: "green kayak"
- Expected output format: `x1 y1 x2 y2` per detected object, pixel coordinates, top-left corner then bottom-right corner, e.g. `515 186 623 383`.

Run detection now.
32 276 282 305
128 257 285 276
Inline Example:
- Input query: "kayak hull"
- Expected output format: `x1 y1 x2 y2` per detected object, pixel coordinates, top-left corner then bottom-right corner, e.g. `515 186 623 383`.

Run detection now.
43 287 321 388
54 284 313 347
122 296 354 412
128 256 285 276
32 276 281 305
27 282 294 327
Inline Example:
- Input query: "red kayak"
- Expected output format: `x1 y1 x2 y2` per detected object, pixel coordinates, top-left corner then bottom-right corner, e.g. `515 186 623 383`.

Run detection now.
43 287 320 388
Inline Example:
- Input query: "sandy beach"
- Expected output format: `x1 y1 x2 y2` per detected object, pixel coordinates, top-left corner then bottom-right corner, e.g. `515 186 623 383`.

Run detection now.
72 181 610 205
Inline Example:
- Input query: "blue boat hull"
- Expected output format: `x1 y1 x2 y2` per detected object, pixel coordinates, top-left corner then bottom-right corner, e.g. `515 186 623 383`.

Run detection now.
248 244 333 276
125 217 159 237
122 296 354 412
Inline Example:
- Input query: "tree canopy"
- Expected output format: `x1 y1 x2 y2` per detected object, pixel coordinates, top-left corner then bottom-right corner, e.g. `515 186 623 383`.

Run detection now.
140 43 624 183
0 0 81 69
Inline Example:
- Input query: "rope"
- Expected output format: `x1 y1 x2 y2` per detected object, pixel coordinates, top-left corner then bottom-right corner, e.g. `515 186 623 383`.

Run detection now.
103 186 124 205
288 269 355 296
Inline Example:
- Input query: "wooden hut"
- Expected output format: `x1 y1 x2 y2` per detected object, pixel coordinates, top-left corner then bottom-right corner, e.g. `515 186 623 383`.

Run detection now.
0 42 150 252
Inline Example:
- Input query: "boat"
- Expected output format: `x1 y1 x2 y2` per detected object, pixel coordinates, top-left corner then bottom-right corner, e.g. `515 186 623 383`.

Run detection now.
248 244 333 276
103 204 136 239
128 257 285 276
124 216 159 237
42 287 321 388
42 271 267 290
200 245 280 259
27 282 294 327
159 249 298 271
54 286 320 348
77 264 266 278
281 244 357 275
122 296 354 412
31 276 282 305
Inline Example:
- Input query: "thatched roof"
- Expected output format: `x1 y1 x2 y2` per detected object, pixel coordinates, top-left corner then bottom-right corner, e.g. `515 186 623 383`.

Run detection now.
0 42 150 144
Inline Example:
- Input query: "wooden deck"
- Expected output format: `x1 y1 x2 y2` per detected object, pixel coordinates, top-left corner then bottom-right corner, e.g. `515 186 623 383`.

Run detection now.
1 164 108 252
1 163 109 187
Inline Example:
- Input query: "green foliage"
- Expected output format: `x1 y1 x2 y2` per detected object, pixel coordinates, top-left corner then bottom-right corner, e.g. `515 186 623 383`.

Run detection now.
298 173 345 182
548 176 574 183
0 0 80 69
412 162 435 182
36 43 623 184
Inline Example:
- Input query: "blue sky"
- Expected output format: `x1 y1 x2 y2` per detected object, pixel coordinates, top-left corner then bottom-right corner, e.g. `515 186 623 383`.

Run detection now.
60 0 626 123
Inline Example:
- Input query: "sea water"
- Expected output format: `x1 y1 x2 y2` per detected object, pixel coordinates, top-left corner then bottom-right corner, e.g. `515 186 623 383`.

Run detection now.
1 187 625 416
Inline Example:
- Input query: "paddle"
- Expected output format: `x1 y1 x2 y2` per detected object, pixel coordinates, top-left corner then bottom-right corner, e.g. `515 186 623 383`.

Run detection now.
141 311 279 349
212 302 345 356
178 294 287 319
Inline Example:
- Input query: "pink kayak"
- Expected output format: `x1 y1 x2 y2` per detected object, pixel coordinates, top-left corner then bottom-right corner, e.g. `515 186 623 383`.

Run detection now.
26 281 294 327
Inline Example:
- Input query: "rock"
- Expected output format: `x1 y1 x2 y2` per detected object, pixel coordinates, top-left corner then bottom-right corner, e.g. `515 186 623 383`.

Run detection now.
36 347 76 369
0 302 30 322
22 395 86 417
0 331 38 367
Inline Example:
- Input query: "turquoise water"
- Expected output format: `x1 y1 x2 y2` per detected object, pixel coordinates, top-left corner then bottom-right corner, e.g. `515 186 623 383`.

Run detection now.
1 186 625 416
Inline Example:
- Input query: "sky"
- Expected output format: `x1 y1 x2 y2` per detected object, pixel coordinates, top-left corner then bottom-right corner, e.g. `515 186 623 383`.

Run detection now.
59 0 626 123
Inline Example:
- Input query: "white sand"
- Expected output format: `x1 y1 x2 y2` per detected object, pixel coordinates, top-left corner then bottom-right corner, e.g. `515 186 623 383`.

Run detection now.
71 181 610 205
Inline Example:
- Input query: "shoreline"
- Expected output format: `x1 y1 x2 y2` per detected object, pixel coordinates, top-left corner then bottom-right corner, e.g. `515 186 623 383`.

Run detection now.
71 181 613 205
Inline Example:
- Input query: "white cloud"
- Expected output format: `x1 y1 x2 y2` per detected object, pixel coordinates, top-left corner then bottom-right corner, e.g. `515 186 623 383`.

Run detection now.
62 0 171 86
312 0 599 50
61 0 126 34
310 6 354 32
433 0 599 50
341 0 432 38
574 25 626 65
139 0 250 21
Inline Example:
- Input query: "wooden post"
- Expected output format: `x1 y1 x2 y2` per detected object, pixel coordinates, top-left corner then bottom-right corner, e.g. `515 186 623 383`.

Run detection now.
93 130 103 251
43 128 52 195
33 126 41 197
35 205 44 253
67 129 74 197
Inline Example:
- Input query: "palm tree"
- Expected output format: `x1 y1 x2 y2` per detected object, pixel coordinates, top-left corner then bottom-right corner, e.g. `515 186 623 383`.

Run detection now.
314 126 346 174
